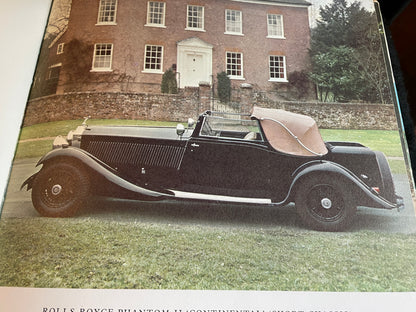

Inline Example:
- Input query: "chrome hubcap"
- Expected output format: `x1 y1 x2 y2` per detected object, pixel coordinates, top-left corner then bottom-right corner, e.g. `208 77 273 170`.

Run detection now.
321 197 332 210
51 184 63 196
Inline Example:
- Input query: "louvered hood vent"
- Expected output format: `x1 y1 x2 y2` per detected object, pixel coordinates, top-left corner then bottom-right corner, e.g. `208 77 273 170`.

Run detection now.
85 140 186 169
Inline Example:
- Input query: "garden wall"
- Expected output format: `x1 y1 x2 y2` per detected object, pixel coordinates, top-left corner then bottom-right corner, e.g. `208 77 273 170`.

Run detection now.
23 87 400 130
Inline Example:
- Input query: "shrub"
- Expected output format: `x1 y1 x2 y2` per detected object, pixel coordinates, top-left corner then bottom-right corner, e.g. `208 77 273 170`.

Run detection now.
217 71 231 103
161 68 178 94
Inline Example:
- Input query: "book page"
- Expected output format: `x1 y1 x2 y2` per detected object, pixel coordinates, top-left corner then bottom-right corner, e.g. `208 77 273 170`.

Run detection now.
1 0 415 310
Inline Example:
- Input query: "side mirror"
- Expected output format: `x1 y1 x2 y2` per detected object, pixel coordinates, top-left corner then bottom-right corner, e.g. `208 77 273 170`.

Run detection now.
187 118 195 128
176 124 185 136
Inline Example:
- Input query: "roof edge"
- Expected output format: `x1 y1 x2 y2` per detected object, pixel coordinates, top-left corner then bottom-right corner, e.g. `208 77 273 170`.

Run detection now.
231 0 311 8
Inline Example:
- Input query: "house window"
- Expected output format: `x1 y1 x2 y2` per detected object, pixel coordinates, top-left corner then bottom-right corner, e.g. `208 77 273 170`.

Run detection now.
269 55 287 81
144 45 163 73
225 9 242 35
47 64 62 80
226 52 243 79
92 43 113 71
267 14 284 38
57 43 64 54
146 1 165 27
186 5 204 31
97 0 117 24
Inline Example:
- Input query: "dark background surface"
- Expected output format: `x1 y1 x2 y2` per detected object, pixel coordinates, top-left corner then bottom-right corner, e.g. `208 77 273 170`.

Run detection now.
379 0 416 177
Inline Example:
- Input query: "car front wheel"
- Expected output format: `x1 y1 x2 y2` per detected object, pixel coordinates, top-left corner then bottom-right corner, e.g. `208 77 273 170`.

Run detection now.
295 176 356 231
32 162 90 217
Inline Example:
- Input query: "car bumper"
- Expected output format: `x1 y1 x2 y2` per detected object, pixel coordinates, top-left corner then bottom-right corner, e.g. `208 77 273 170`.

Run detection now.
395 194 405 212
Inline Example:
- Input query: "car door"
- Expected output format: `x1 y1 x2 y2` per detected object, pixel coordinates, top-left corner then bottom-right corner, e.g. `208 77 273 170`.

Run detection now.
179 116 272 198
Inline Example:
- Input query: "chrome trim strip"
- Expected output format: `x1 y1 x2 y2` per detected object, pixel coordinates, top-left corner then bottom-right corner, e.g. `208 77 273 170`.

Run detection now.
170 190 272 204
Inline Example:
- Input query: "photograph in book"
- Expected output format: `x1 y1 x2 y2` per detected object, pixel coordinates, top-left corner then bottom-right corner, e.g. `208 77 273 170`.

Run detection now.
1 0 416 291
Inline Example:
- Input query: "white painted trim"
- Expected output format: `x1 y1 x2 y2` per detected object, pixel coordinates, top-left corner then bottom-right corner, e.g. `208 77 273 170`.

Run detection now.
224 32 245 36
90 69 114 73
267 13 285 38
226 51 244 80
186 5 205 31
91 43 114 72
96 0 118 25
49 63 62 68
231 0 311 8
268 78 288 82
177 38 213 88
185 28 206 32
143 44 164 73
171 190 272 204
141 70 163 74
269 54 287 81
225 9 243 35
146 1 166 27
95 22 117 26
57 43 64 54
144 24 167 28
267 35 286 39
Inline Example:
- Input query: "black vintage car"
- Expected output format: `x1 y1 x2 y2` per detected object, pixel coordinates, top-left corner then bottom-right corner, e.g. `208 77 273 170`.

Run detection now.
22 106 404 231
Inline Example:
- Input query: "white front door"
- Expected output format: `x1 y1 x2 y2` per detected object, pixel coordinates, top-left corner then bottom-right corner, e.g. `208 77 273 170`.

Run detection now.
177 38 213 88
183 53 205 87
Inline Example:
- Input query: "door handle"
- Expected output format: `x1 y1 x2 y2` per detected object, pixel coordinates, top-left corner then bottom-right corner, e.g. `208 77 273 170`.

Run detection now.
191 143 199 147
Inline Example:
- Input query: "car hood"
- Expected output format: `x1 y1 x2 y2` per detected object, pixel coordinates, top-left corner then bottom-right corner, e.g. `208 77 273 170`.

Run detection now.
82 125 187 141
251 106 328 156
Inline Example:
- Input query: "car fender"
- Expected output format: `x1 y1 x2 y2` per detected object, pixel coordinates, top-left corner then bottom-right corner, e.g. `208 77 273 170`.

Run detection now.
22 147 171 199
288 160 397 209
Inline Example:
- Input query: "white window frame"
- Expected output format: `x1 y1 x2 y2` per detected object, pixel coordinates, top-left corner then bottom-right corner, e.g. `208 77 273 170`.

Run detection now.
269 55 287 82
143 44 164 73
225 9 243 36
97 0 118 25
57 43 64 55
267 14 285 39
91 43 113 72
226 52 244 79
146 1 166 28
186 5 205 32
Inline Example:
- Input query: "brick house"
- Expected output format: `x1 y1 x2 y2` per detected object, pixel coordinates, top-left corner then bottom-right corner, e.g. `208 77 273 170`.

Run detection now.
46 0 311 95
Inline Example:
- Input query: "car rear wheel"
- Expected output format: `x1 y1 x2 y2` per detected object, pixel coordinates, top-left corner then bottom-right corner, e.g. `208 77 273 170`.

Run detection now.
295 176 356 231
32 162 90 217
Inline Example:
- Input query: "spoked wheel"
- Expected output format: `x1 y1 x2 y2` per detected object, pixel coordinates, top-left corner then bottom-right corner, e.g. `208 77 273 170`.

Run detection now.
295 177 356 231
32 162 90 217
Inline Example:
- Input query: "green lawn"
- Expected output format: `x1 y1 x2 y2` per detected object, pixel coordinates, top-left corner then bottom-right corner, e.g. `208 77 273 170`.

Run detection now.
1 218 416 291
320 129 404 158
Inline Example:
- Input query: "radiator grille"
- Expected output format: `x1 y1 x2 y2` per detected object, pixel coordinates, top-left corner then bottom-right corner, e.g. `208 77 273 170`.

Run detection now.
85 141 186 169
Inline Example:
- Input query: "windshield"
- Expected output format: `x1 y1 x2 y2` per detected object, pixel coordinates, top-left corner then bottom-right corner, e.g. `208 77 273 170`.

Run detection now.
200 113 263 142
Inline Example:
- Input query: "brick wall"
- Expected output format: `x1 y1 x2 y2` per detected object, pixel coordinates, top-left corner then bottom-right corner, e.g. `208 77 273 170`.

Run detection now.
23 89 399 131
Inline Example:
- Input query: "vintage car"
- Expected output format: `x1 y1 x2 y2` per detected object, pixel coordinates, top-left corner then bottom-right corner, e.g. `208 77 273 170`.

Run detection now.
22 106 404 231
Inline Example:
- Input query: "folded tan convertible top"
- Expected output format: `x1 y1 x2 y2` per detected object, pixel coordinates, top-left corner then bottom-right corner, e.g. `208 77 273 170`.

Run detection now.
251 106 328 156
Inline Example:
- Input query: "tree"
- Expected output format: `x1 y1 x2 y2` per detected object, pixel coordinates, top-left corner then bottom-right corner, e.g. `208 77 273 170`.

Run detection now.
310 0 390 103
46 0 72 39
310 46 364 102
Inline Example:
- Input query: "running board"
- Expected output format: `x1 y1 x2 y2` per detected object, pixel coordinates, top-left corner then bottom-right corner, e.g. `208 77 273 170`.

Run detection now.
170 190 272 204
